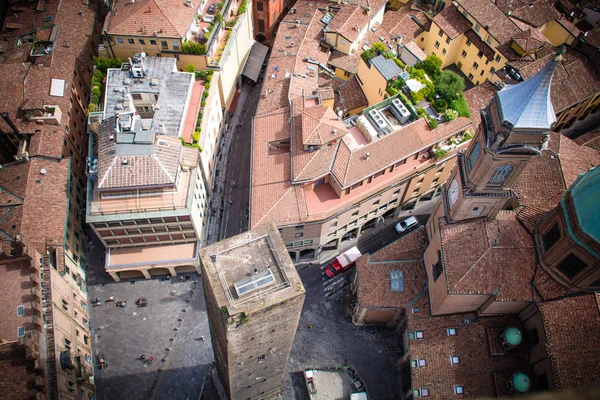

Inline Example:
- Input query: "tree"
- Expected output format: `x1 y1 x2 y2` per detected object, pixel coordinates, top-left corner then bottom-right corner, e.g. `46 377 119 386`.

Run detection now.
416 55 442 78
94 57 123 74
444 108 458 121
185 64 196 73
361 42 387 62
435 70 465 101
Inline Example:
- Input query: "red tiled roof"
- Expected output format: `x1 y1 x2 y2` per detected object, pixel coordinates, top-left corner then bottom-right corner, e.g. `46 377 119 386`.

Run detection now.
381 7 427 42
328 50 360 74
539 293 600 390
433 5 471 39
464 29 495 61
512 28 550 53
335 76 368 113
440 211 536 302
104 0 201 38
327 5 371 43
463 81 496 126
496 0 558 28
355 227 428 309
573 128 600 151
532 266 574 302
301 104 348 146
409 311 531 399
456 0 522 46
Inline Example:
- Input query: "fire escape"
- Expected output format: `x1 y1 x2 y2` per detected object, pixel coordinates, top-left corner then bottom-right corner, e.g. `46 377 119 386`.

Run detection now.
40 253 58 399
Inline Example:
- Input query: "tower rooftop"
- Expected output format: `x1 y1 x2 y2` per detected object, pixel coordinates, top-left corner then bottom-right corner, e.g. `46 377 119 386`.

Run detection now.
496 50 563 131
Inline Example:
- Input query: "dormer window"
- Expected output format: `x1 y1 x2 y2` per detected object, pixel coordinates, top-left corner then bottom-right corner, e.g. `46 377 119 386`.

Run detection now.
450 356 460 365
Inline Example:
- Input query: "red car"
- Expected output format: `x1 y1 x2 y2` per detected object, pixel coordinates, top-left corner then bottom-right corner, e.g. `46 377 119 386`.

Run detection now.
325 246 362 278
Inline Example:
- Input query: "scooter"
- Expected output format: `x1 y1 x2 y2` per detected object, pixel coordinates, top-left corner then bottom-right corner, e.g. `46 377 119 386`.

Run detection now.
116 301 127 308
91 297 102 306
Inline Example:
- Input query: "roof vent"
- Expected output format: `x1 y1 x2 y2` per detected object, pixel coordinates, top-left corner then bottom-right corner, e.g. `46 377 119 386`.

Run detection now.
121 159 129 166
233 269 275 297
40 168 47 175
365 152 370 159
500 327 522 349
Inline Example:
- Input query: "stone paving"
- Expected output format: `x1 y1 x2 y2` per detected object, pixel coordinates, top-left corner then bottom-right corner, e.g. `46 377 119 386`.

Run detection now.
88 275 218 400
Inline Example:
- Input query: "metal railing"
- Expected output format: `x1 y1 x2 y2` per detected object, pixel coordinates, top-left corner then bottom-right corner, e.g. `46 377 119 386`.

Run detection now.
40 253 58 399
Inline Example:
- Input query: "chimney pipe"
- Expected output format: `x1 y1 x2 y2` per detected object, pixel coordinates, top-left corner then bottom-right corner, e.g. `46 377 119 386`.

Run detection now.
1 112 20 135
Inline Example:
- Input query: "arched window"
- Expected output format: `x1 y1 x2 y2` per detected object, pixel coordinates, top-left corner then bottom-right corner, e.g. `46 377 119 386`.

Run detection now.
467 142 480 173
487 165 513 186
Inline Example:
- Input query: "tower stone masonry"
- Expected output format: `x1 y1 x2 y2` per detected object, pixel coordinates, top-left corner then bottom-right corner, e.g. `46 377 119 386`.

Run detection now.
199 223 306 400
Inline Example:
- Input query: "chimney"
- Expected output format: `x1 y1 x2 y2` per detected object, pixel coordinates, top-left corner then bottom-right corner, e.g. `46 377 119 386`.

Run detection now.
1 112 20 135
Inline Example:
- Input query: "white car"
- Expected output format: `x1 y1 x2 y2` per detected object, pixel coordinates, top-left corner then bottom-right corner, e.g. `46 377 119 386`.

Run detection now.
395 216 418 233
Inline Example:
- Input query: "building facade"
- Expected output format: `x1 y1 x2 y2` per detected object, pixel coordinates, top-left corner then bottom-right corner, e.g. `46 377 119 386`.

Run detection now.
0 1 102 397
86 55 209 281
253 0 288 45
199 223 305 400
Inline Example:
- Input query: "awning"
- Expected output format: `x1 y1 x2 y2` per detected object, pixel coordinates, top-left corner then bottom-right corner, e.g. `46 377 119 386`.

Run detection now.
242 42 269 82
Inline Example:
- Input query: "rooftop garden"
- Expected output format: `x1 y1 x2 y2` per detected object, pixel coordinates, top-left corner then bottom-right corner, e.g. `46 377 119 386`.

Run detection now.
180 69 214 151
88 57 123 114
386 55 471 129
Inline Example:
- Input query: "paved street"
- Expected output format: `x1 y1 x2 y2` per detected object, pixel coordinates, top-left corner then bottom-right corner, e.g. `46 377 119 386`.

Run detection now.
205 79 263 245
86 236 218 400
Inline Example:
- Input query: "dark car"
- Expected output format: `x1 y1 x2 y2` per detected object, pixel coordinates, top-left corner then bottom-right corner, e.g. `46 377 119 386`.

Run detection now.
208 4 217 14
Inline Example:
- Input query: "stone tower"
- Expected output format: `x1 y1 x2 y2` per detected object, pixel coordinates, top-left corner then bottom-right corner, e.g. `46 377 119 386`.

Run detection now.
199 223 305 400
445 48 564 222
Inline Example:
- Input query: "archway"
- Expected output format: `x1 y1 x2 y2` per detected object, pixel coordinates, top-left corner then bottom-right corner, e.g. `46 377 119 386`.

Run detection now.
175 264 199 274
148 268 171 278
255 34 268 45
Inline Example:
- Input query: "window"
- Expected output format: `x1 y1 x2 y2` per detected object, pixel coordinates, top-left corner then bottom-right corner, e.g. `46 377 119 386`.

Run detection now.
442 48 447 56
450 356 461 365
285 242 293 248
431 178 439 186
454 385 464 394
294 232 303 238
172 42 180 50
351 210 359 217
303 240 313 246
18 326 25 337
161 41 168 49
472 62 479 70
474 23 481 33
487 165 513 186
257 18 265 32
542 224 561 252
467 142 480 173
330 221 338 228
256 1 264 11
445 35 451 43
434 41 440 49
495 54 501 63
468 73 474 80
433 250 443 281
477 50 483 58
556 253 587 279
466 39 472 46
528 327 539 346
536 373 549 390
447 328 457 336
116 37 124 44
490 66 496 74
393 189 401 196
409 331 424 339
127 38 134 44
461 50 467 58
139 39 145 45
294 241 302 247
372 200 380 207
17 305 25 316
150 39 156 45
295 225 303 230
480 69 485 76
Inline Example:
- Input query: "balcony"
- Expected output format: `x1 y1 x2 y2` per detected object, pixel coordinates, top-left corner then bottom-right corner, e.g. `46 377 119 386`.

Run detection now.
25 105 63 125
431 130 474 159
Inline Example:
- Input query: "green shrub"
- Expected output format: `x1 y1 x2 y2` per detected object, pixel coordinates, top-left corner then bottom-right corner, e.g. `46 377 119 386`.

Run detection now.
416 108 428 119
361 41 387 62
398 92 413 107
184 64 196 73
415 55 442 79
448 95 471 117
181 40 207 55
393 58 405 69
433 99 448 112
94 57 123 74
216 12 222 23
202 91 209 100
226 19 237 28
444 108 459 121
192 130 200 142
217 1 224 9
433 147 448 159
427 118 439 129
195 70 209 78
387 86 399 96
201 99 207 107
205 82 211 90
238 0 248 14
435 70 465 101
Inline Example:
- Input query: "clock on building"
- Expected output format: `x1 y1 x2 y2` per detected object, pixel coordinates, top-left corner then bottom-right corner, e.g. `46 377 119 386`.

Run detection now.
449 179 459 206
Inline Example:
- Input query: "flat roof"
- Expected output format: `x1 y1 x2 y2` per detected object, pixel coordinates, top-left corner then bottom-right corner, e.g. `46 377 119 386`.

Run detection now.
106 242 199 269
199 223 305 313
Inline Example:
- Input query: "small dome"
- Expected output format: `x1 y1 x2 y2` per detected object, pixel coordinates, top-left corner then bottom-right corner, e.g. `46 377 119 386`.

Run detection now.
567 166 600 244
503 327 523 346
512 372 531 393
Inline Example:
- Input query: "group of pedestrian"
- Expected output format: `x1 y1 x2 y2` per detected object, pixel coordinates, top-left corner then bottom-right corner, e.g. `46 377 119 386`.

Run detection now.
139 355 154 364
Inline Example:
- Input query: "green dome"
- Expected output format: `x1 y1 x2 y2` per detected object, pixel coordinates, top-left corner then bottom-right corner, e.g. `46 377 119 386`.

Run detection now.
568 166 600 244
504 327 522 346
512 372 531 393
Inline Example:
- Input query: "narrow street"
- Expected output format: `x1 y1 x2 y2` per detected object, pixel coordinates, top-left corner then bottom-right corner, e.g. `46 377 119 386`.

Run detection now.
205 79 263 245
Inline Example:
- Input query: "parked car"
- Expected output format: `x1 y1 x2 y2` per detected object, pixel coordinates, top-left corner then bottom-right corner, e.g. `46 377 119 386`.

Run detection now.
208 3 217 14
325 246 362 278
395 216 418 234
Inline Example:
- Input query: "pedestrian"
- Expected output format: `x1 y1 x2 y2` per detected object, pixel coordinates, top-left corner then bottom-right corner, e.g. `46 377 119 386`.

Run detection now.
140 355 146 361
229 200 233 205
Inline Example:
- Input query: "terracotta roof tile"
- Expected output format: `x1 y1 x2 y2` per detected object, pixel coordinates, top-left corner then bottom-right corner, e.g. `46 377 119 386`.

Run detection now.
532 266 574 302
556 133 600 187
433 5 471 39
328 50 360 74
440 211 536 302
539 293 600 390
301 104 348 146
512 28 550 52
496 0 558 28
335 76 368 113
381 7 426 42
573 128 600 151
104 0 201 38
409 310 531 399
463 81 496 126
251 108 292 187
327 5 371 43
456 0 522 45
464 29 495 61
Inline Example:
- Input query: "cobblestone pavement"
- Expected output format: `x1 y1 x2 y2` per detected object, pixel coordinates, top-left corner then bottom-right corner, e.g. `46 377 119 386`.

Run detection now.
282 265 402 400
